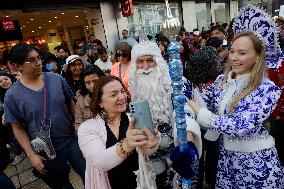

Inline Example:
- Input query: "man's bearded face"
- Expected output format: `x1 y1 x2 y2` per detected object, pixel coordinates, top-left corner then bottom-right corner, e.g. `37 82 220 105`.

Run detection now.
136 55 157 71
135 57 172 125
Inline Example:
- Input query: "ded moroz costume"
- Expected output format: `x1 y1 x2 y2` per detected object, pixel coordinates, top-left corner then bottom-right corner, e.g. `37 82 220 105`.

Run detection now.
128 34 202 188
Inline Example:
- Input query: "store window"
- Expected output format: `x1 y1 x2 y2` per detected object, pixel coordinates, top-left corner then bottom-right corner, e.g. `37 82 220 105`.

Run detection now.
213 2 230 24
127 3 181 37
243 0 272 15
196 2 211 31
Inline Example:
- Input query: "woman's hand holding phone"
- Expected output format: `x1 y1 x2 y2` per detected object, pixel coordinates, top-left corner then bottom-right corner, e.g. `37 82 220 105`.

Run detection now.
124 118 148 152
141 128 159 150
129 100 155 133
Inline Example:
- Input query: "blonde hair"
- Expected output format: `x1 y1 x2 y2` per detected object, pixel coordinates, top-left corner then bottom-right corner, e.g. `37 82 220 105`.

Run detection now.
223 31 266 112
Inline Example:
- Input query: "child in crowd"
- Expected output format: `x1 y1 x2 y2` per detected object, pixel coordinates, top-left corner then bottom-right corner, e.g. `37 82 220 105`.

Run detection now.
0 71 25 166
75 64 105 131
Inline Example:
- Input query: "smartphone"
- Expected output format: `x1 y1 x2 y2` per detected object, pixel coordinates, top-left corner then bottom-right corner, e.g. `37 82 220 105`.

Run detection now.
129 100 155 133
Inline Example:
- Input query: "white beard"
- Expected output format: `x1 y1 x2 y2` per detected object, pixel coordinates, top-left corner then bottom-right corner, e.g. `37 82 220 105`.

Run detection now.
134 67 173 126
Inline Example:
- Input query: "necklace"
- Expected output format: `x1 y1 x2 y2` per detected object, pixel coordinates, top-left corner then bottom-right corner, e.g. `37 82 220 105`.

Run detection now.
107 116 121 139
107 115 121 127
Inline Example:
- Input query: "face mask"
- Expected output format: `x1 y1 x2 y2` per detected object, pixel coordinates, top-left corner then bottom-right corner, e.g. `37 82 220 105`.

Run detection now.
46 63 57 72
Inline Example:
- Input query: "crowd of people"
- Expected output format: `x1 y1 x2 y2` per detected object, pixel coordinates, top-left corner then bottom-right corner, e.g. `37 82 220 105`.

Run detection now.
0 6 284 189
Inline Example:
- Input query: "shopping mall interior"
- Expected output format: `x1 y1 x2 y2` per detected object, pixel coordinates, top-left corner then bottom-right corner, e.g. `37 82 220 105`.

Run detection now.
0 8 103 62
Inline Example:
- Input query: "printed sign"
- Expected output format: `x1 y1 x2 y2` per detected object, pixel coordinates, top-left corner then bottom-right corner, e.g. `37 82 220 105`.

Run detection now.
1 19 15 31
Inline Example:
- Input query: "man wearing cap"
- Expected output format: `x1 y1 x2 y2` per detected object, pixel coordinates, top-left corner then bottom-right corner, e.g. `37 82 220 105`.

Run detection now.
4 43 85 189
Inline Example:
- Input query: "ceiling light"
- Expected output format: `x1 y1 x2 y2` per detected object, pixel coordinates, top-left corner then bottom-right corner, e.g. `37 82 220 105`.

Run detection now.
84 11 87 13
75 16 79 18
23 25 26 28
5 16 9 18
49 20 52 23
30 18 34 21
21 28 23 29
54 16 58 19
38 26 42 29
32 31 34 33
61 12 64 15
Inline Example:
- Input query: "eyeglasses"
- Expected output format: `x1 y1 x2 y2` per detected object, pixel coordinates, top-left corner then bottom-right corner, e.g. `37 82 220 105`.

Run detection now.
116 53 128 58
24 55 43 64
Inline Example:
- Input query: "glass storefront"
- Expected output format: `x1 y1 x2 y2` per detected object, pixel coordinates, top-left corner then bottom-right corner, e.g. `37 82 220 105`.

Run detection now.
196 0 233 31
0 8 104 59
126 2 181 37
196 2 211 30
213 2 230 24
243 0 273 15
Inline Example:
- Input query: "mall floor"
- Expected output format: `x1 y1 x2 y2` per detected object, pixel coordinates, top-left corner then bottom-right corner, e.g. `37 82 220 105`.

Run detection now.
4 157 84 189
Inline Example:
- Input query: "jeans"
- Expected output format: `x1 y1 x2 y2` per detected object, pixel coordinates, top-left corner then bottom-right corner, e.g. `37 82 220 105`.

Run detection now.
33 138 86 189
0 172 16 189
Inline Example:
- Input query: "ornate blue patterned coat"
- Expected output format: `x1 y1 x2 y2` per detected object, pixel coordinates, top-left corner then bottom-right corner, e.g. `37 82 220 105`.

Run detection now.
196 71 284 189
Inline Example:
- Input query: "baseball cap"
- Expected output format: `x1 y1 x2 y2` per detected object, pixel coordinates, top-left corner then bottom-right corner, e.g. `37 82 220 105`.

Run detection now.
66 55 82 65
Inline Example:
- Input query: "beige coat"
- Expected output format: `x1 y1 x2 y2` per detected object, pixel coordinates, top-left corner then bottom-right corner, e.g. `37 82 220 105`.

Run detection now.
75 94 93 131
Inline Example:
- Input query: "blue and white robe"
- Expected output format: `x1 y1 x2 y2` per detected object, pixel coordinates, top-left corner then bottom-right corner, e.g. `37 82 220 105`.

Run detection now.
196 71 284 189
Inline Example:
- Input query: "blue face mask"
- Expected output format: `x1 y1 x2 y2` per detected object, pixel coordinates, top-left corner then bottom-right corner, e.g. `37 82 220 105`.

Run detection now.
45 63 57 72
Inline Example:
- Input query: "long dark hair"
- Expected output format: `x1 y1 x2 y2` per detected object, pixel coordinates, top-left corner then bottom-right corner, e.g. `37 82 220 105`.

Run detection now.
79 64 105 97
64 59 83 83
90 76 130 121
0 72 17 103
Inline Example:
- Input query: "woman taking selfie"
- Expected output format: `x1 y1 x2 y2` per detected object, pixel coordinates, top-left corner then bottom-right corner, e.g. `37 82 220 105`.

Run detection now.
78 76 159 189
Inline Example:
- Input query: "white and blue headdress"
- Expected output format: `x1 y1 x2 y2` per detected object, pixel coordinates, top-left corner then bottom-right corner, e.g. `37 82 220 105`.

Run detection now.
233 5 283 68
